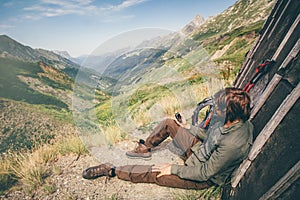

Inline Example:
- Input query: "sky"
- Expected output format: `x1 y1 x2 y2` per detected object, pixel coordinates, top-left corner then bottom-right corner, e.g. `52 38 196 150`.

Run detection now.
0 0 237 57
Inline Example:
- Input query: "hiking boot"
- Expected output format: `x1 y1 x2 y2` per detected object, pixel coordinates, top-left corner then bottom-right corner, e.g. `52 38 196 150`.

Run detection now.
82 163 115 179
126 139 151 159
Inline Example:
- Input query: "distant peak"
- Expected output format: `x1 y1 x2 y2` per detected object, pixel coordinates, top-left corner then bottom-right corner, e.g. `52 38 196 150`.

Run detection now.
180 14 205 35
53 50 72 59
192 15 205 26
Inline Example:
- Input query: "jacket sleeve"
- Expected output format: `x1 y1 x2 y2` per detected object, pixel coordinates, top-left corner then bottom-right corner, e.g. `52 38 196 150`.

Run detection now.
189 125 207 141
171 142 238 182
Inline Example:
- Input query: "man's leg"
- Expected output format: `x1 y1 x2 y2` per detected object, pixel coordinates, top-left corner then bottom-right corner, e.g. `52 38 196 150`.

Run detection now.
145 118 198 158
126 118 198 159
115 165 213 190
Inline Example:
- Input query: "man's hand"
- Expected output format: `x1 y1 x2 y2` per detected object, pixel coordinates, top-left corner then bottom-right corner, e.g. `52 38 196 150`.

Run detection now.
152 164 172 178
174 112 191 129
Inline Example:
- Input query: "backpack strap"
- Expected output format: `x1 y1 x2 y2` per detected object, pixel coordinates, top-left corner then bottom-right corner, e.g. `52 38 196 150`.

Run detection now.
191 97 214 129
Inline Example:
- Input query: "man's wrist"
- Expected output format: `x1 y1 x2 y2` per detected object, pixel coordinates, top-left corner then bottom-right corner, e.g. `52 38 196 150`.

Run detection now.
170 164 179 175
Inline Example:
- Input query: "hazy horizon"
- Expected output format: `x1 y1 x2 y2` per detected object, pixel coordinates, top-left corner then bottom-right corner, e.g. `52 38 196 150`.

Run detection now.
0 0 237 57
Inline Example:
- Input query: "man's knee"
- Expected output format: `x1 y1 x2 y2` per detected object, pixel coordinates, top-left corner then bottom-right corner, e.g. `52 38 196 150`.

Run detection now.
163 118 177 126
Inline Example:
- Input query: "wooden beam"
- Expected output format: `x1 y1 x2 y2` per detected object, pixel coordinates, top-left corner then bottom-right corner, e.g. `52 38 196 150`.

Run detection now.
236 61 255 88
250 38 300 120
267 0 291 40
279 38 300 70
249 73 282 120
259 161 300 200
232 83 300 188
248 82 300 160
272 13 300 61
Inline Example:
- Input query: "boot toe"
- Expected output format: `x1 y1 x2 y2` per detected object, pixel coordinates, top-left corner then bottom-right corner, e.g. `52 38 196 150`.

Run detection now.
82 169 91 179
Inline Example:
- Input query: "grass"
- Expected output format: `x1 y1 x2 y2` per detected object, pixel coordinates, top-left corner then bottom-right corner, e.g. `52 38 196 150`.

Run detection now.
218 20 264 47
132 108 152 127
0 98 84 193
0 134 87 194
101 125 127 144
96 100 115 127
42 180 57 195
38 62 73 91
203 20 263 56
173 185 222 200
0 99 74 154
93 65 213 144
0 58 69 109
158 95 181 116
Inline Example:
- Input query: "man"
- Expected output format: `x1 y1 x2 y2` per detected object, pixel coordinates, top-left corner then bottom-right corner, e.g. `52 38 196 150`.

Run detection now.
82 87 253 189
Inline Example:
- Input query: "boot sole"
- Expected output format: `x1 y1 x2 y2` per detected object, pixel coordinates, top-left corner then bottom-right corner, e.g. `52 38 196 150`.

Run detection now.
126 154 152 161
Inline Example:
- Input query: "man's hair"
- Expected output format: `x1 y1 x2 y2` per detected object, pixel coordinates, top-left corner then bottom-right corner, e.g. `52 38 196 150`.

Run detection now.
214 87 251 123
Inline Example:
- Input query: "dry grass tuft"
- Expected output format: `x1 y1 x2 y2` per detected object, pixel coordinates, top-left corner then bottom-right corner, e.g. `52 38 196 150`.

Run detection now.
102 125 127 144
0 135 87 194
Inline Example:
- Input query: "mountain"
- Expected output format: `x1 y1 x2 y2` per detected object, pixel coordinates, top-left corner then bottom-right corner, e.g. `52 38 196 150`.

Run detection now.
74 47 131 72
90 0 276 132
0 35 113 156
92 0 275 87
52 50 72 59
0 35 37 61
192 0 275 40
180 14 205 35
0 35 80 77
0 35 98 106
103 48 167 79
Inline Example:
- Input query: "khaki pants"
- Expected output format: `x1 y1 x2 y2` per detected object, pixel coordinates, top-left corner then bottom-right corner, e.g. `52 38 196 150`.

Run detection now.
115 119 214 189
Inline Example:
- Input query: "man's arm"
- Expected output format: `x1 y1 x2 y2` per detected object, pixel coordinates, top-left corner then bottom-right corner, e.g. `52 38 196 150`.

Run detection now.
171 142 238 182
189 125 207 141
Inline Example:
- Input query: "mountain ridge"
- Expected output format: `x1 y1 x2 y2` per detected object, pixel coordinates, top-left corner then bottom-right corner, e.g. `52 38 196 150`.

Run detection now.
0 34 80 72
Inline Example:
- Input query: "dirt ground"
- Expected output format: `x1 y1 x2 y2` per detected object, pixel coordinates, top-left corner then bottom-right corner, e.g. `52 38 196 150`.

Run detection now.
1 141 201 200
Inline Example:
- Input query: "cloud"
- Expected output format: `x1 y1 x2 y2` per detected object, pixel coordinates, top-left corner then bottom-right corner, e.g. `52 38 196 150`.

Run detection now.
0 24 15 29
3 2 15 7
23 0 147 20
23 0 97 18
110 0 148 11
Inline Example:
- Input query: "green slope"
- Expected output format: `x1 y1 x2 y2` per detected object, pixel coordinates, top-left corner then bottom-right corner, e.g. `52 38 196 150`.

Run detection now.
0 58 68 109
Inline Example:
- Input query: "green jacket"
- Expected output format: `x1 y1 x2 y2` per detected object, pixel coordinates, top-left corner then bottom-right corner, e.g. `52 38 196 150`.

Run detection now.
171 120 253 185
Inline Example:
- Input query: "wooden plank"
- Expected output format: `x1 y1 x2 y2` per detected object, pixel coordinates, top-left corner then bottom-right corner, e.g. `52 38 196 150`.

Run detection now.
279 38 300 70
234 0 283 87
248 82 300 161
272 13 300 61
231 160 252 188
235 61 256 88
259 160 300 200
249 74 282 120
231 83 300 188
234 58 253 87
267 0 291 40
250 38 300 120
236 9 299 88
